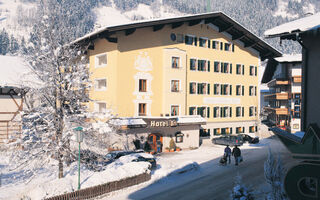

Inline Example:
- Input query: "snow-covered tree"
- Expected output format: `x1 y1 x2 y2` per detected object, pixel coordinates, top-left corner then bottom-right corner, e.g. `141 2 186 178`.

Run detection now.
7 0 109 179
264 149 288 200
231 174 255 200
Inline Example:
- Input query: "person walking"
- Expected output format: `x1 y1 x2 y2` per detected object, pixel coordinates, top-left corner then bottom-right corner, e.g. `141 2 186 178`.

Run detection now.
224 145 231 164
232 145 241 166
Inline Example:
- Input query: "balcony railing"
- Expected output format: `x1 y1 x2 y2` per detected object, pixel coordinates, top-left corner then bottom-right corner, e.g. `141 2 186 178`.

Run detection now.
292 76 302 83
264 92 289 100
267 79 289 88
264 107 289 115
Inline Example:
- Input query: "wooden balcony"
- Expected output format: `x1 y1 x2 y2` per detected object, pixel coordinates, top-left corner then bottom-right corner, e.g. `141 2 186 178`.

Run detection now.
292 76 302 83
264 107 289 115
267 79 289 88
264 92 289 100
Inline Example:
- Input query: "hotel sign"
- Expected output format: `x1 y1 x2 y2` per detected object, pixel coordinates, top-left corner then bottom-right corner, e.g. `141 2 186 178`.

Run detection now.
145 118 178 128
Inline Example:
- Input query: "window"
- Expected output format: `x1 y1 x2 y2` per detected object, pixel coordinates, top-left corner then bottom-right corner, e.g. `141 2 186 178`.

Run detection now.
249 106 254 117
175 132 184 143
139 79 147 92
294 106 301 112
198 60 207 71
249 86 254 96
197 83 209 95
189 107 196 115
172 57 180 68
197 107 208 118
96 102 106 113
236 107 241 117
95 79 107 91
220 107 230 118
220 84 230 95
138 103 146 116
214 128 221 135
250 66 255 76
214 61 220 72
223 63 229 73
236 64 242 74
95 54 107 67
189 82 196 94
200 129 210 137
224 43 231 51
214 84 220 95
236 127 243 134
236 85 241 96
249 126 255 133
190 59 197 70
171 80 180 92
185 35 197 46
199 37 208 47
213 107 220 118
171 105 179 116
212 40 219 49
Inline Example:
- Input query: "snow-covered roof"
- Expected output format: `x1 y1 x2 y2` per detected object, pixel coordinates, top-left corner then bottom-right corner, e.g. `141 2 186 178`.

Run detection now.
0 55 40 88
265 12 320 38
274 54 302 63
109 118 147 126
73 12 281 60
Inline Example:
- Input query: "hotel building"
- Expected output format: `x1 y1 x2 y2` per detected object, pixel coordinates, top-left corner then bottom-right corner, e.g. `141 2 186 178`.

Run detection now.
75 12 281 152
262 54 302 133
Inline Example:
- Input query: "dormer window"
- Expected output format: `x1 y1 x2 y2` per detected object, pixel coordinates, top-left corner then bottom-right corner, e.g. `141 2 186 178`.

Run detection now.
199 37 208 47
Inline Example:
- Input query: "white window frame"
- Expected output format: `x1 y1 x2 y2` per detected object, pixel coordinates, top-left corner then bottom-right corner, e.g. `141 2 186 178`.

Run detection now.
94 78 107 91
94 101 107 113
199 37 208 48
171 79 181 93
171 56 181 69
170 104 180 116
95 53 107 68
189 81 197 95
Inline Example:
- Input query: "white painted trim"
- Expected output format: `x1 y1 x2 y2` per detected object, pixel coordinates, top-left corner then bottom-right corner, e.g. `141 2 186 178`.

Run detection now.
133 99 152 117
133 72 153 96
95 53 107 68
94 78 107 91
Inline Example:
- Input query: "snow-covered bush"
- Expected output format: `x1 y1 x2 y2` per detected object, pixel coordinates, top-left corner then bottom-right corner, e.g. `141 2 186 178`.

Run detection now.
264 149 288 200
231 175 254 200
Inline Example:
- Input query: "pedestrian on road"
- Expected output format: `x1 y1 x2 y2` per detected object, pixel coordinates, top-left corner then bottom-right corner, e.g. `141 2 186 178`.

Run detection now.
232 145 241 166
224 145 231 164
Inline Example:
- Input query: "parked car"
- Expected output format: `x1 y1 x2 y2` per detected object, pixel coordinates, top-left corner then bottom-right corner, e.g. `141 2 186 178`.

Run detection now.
238 134 259 144
212 135 244 146
132 155 157 169
104 150 144 161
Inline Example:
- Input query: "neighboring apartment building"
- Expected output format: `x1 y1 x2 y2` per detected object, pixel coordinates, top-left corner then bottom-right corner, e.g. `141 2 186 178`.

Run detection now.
262 54 302 133
75 12 281 152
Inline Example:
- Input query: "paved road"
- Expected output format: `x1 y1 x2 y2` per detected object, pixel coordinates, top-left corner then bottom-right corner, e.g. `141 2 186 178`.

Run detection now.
128 138 297 200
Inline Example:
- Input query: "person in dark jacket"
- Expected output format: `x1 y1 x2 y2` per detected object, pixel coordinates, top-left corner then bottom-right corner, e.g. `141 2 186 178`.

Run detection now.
224 145 231 164
232 145 241 166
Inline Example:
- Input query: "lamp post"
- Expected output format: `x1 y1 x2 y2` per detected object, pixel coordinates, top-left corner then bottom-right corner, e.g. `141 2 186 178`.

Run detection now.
74 126 83 190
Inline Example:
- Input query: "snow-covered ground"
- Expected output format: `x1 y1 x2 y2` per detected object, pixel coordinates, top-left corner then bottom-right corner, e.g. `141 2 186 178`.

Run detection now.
0 137 276 200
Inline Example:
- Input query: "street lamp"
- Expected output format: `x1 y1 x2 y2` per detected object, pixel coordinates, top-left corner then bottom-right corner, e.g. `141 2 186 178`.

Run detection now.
74 126 83 190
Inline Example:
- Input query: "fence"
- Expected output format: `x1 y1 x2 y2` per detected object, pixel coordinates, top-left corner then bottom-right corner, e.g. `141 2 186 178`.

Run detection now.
45 172 151 200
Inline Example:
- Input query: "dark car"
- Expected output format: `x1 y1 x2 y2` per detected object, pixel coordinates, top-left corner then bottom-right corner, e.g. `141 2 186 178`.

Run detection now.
212 135 244 146
132 156 157 169
238 134 259 144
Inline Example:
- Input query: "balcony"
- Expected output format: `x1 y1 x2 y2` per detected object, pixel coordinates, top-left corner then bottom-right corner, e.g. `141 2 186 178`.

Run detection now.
264 92 289 100
267 79 289 88
292 76 302 83
264 107 289 115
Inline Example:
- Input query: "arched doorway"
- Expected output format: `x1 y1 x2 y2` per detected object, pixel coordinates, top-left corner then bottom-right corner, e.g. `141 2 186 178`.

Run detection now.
148 133 163 153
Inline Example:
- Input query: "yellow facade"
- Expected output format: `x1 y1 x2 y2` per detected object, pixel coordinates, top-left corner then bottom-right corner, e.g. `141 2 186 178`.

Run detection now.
88 23 259 127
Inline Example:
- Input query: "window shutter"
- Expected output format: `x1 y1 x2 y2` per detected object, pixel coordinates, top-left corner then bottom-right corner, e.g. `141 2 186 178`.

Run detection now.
242 65 244 75
208 40 211 48
230 64 232 74
208 61 210 72
194 37 198 46
230 85 232 95
242 86 244 96
207 84 210 95
255 66 257 76
230 107 232 117
198 60 201 71
232 44 234 52
197 83 200 94
220 42 223 50
242 107 244 117
207 107 210 118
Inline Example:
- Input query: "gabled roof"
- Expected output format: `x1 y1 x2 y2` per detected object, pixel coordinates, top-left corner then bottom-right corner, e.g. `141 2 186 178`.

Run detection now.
261 54 302 83
74 12 281 60
264 12 320 39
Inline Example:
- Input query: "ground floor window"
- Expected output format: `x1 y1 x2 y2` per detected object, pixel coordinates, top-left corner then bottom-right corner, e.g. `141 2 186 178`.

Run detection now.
200 128 210 137
214 128 221 135
249 126 255 133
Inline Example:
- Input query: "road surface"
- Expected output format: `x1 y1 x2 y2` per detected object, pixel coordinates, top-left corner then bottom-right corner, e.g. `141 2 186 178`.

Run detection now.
127 138 296 200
